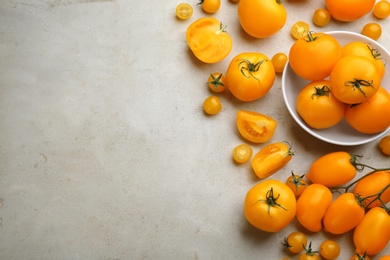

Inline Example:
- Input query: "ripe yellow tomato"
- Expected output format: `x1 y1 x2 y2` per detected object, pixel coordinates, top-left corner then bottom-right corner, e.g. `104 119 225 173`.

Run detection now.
345 86 390 134
330 55 381 104
379 136 390 155
203 95 222 115
313 8 331 27
238 0 287 38
251 142 293 179
374 0 390 19
361 22 382 41
291 21 310 40
350 253 371 260
232 143 253 163
235 110 277 143
271 52 288 74
197 0 220 13
176 3 193 20
323 193 365 234
320 240 340 260
226 52 276 101
353 206 390 255
353 170 390 208
306 151 357 188
207 73 226 92
186 18 232 64
285 172 307 197
283 231 307 253
296 183 333 232
289 32 342 81
325 0 375 22
296 80 346 129
299 243 320 260
379 256 390 260
244 179 296 232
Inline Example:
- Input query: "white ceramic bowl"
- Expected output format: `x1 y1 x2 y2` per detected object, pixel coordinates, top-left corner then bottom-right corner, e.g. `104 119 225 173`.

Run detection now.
282 31 390 146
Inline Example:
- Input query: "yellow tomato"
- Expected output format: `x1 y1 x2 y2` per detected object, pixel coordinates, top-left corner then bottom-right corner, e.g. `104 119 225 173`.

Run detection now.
207 72 226 92
291 21 310 40
325 0 375 22
379 136 390 155
361 22 382 41
374 0 390 19
313 8 331 27
232 144 253 163
271 52 288 74
238 0 287 38
235 110 277 143
203 96 222 115
176 3 193 20
197 0 220 13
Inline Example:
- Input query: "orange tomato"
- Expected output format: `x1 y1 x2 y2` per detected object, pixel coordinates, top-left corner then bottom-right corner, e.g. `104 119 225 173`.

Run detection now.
379 136 390 155
235 110 277 143
244 180 296 232
350 253 371 260
176 3 193 20
323 193 365 234
374 0 390 19
296 183 333 232
197 0 220 14
353 170 390 208
306 151 357 188
330 55 381 104
289 32 342 81
379 256 390 260
186 17 232 64
251 142 293 179
285 172 307 197
226 52 276 101
313 8 331 27
296 80 346 129
345 86 390 134
353 206 390 255
238 0 287 38
207 72 226 92
361 23 382 41
325 0 375 22
291 21 310 40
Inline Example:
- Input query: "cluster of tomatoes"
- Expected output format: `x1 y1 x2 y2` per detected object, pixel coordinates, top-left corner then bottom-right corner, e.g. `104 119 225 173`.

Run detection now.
176 0 390 258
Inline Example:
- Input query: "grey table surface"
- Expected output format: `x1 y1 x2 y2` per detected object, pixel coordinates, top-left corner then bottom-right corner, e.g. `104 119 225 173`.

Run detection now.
0 0 389 259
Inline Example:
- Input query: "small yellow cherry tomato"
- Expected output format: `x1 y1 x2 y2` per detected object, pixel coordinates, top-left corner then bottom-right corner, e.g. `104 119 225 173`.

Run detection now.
313 8 331 27
203 95 222 115
232 144 253 163
361 22 382 41
379 135 390 155
207 73 226 92
283 231 308 254
197 0 220 14
320 240 340 260
291 21 310 40
271 52 288 74
374 0 390 19
285 172 307 197
176 3 193 20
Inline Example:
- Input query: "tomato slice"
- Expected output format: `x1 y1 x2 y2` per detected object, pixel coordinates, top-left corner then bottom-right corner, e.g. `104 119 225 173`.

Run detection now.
236 110 277 143
232 144 253 163
176 3 193 20
291 21 310 40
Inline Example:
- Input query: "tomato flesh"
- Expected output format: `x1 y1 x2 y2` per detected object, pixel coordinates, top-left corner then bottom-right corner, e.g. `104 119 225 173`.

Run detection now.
236 110 277 143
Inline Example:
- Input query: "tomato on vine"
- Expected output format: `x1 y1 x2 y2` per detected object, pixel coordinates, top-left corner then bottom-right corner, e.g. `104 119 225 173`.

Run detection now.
271 52 288 74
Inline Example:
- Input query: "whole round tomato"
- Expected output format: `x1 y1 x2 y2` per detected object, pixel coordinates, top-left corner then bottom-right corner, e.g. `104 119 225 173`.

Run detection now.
296 80 346 129
238 0 287 38
176 3 193 20
207 72 226 92
197 0 220 13
289 32 342 81
379 136 390 155
325 0 375 22
251 142 293 179
313 8 331 27
271 52 288 74
226 52 276 101
235 110 277 143
350 253 371 260
186 17 232 64
374 0 390 19
244 179 296 232
299 242 320 260
330 55 381 104
353 170 390 208
296 183 333 232
362 23 382 41
306 151 357 188
323 193 365 234
353 206 390 255
285 172 307 197
345 86 390 134
283 231 307 253
203 95 222 115
320 240 340 260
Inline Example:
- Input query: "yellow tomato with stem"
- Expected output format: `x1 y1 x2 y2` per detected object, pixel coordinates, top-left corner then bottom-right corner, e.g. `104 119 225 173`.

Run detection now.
203 96 221 115
285 171 307 197
207 72 226 92
320 240 340 260
197 0 220 13
283 231 307 253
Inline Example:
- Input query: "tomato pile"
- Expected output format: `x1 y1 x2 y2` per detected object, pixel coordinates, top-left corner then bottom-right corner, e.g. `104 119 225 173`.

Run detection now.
176 0 390 258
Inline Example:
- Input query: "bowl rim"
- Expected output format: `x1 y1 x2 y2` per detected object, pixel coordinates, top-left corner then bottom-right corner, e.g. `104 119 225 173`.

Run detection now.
282 30 390 146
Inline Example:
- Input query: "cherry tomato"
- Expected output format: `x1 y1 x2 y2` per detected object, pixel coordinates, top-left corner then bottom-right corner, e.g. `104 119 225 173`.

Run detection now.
313 8 331 27
291 21 310 40
374 1 390 19
299 242 320 260
238 0 287 38
232 143 253 163
296 80 346 129
226 52 276 101
361 23 382 41
379 256 390 260
251 142 293 179
345 86 390 134
323 193 365 234
289 32 342 81
325 0 375 22
235 110 277 143
285 172 307 197
186 18 232 64
306 151 357 188
350 253 371 260
283 231 307 254
353 207 390 255
244 179 297 232
176 3 193 20
207 73 226 92
320 240 340 260
379 136 390 155
330 55 381 104
203 96 222 115
353 170 390 208
271 52 288 74
296 184 333 232
197 0 220 13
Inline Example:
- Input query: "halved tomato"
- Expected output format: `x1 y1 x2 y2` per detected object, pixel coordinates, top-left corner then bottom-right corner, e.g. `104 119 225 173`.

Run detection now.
236 110 277 143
